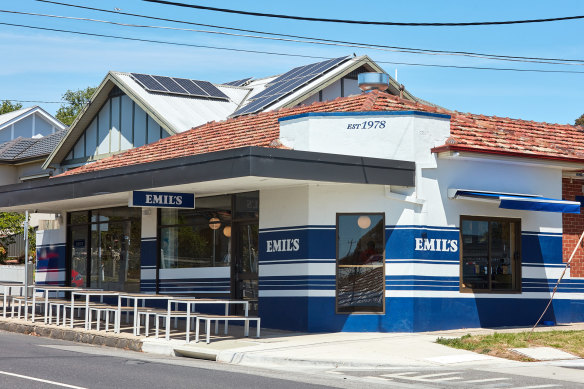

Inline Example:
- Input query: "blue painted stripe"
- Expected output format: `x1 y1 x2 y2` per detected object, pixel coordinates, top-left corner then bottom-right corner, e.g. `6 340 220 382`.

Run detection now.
278 110 451 122
140 240 157 268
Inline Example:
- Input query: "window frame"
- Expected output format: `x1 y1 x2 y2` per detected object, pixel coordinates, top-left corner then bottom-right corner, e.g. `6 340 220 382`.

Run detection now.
459 215 522 294
335 212 386 315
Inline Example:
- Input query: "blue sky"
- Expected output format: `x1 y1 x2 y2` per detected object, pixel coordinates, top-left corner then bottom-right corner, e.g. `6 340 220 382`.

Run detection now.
1 0 583 124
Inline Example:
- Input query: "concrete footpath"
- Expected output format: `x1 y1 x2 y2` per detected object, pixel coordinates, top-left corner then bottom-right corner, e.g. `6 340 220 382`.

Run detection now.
144 323 584 369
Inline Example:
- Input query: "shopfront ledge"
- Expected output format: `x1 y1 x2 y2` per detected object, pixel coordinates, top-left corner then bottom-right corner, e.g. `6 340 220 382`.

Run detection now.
0 318 143 352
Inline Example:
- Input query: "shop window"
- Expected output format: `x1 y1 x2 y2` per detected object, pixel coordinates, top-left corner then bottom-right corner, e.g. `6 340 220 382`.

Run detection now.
336 213 385 314
460 216 521 293
159 195 232 269
66 207 141 293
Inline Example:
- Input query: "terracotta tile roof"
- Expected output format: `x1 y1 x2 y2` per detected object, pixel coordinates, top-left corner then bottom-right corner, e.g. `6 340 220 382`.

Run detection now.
58 90 584 177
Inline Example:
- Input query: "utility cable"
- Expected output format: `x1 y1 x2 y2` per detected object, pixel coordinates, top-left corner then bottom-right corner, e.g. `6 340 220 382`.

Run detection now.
33 0 584 64
4 9 583 66
144 0 584 27
2 21 584 74
1 100 63 104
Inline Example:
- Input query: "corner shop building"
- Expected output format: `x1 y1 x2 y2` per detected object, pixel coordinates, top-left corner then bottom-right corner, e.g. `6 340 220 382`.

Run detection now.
2 90 584 333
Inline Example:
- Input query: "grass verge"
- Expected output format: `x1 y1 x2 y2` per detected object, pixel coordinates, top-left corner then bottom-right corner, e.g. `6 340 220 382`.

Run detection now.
436 330 584 361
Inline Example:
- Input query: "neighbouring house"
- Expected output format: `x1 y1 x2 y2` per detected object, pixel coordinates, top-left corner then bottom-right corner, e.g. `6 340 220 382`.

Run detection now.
0 106 67 261
0 106 66 144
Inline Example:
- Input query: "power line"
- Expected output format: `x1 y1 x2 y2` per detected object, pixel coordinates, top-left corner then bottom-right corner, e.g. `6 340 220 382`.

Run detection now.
2 21 584 75
2 100 63 104
6 9 584 66
143 0 584 27
33 0 584 64
0 21 326 60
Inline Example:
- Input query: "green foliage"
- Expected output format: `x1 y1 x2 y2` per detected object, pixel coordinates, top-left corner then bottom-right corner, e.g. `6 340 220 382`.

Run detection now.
576 114 584 126
55 86 97 126
0 212 35 259
0 100 23 115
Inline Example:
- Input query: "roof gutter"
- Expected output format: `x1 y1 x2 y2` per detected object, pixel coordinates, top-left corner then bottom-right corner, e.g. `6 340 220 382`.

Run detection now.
432 144 584 166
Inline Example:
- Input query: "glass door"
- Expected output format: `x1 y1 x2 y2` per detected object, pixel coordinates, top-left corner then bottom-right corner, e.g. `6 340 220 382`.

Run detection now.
69 226 88 287
232 222 259 315
91 221 140 292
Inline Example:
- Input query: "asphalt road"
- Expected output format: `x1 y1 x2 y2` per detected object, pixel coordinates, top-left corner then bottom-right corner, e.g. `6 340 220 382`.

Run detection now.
1 330 583 389
0 331 385 389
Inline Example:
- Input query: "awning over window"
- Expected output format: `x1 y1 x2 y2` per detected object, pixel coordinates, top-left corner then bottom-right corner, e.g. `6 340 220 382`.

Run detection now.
448 189 581 214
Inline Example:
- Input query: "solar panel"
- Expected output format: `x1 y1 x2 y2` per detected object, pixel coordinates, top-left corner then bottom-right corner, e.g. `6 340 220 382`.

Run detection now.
223 77 253 87
152 75 189 94
232 56 350 116
130 73 229 100
173 78 207 96
194 80 229 99
131 73 166 92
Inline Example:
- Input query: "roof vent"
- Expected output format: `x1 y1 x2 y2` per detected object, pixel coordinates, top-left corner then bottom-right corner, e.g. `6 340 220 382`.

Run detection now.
358 72 389 92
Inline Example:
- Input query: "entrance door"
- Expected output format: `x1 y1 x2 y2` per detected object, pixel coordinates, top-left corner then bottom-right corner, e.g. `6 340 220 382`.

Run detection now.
90 221 139 292
69 226 88 287
232 222 259 315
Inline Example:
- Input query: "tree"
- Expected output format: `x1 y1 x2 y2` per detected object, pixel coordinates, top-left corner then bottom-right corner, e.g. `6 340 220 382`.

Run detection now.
576 114 584 126
0 100 23 115
0 212 34 263
55 86 97 126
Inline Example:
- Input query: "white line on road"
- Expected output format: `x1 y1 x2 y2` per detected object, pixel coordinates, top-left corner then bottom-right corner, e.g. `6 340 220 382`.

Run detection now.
381 371 463 382
462 377 511 383
507 385 561 389
0 370 87 389
414 372 460 379
380 372 420 378
363 376 392 382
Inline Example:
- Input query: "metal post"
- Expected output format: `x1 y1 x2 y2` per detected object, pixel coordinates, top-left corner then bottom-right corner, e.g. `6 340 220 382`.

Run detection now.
24 210 29 320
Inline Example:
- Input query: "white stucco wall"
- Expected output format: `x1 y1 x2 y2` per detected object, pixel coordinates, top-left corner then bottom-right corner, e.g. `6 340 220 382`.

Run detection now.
279 113 450 164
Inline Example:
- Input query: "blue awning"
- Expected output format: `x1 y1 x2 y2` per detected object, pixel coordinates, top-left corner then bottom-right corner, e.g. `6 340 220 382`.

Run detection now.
451 190 581 214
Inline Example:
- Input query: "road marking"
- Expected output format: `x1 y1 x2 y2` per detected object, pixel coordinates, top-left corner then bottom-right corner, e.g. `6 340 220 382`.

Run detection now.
380 371 464 383
462 377 511 383
0 370 87 389
414 372 460 379
363 376 392 382
380 372 419 378
507 385 561 389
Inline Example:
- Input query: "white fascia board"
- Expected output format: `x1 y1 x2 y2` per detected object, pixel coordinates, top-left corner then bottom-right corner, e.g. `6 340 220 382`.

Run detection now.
436 150 584 171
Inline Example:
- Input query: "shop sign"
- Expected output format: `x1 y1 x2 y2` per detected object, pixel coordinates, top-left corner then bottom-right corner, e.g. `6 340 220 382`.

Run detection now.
414 238 458 252
266 238 300 253
129 191 195 209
